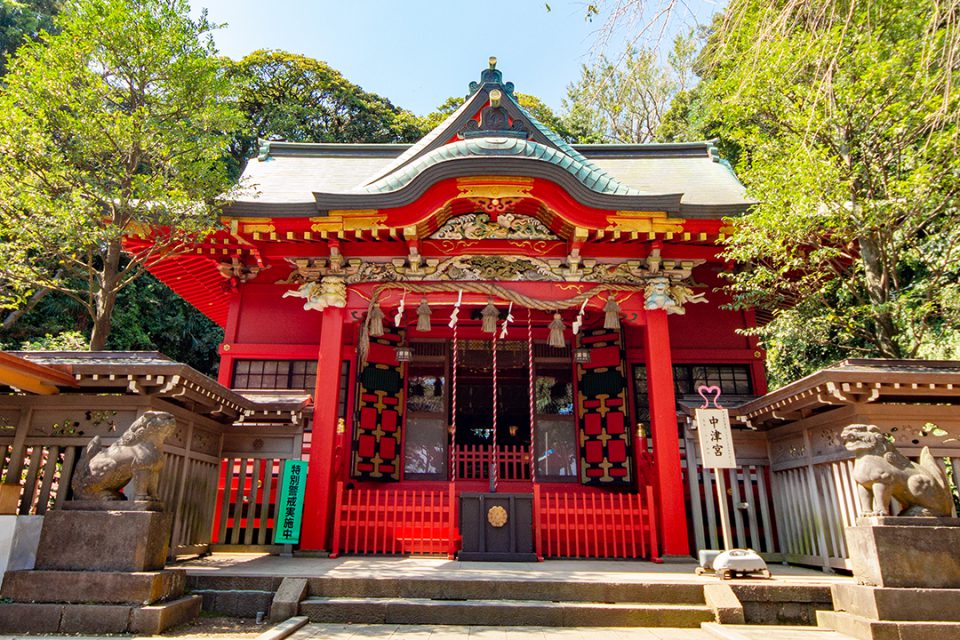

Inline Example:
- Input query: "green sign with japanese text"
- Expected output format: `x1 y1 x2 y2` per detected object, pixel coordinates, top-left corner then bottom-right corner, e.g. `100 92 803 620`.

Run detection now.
274 460 307 544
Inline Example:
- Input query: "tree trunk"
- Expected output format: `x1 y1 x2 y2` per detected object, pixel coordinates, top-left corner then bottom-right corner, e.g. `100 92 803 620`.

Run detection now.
88 239 122 351
2 286 52 330
858 234 902 358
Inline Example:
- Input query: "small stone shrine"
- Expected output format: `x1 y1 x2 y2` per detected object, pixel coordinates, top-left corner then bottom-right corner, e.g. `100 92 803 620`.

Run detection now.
817 423 960 640
0 411 201 634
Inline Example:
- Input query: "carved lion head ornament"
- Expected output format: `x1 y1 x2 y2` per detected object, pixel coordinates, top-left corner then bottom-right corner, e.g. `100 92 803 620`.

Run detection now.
841 423 890 455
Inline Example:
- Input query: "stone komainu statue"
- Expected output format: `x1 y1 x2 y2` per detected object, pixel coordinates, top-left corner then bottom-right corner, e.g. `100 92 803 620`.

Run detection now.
71 410 176 502
842 423 954 517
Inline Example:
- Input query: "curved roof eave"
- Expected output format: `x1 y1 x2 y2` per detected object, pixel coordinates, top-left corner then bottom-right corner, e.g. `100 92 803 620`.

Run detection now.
313 155 684 214
359 136 644 197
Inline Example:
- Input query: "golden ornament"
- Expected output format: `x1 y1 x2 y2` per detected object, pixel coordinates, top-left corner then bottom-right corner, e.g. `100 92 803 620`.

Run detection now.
487 505 508 528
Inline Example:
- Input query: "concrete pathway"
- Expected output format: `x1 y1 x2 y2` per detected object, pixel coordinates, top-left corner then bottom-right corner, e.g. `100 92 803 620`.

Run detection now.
285 623 716 639
0 623 858 640
179 554 851 588
701 623 851 639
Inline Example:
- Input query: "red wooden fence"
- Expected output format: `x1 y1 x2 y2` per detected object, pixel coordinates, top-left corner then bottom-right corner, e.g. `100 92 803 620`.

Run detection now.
329 481 659 562
534 485 660 561
330 482 458 559
453 445 531 481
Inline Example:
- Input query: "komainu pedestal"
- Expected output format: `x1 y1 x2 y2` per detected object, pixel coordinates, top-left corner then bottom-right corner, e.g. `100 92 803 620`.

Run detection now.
0 411 200 635
817 517 960 640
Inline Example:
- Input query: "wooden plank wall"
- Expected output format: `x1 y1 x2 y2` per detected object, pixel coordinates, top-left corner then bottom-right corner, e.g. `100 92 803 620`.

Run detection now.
762 403 960 570
0 397 302 556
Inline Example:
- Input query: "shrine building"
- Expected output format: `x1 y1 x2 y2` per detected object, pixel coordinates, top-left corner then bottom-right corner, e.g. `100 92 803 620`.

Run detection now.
141 59 762 560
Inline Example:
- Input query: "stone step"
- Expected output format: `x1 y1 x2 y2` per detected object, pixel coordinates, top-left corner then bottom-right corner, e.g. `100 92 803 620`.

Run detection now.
0 594 201 635
304 576 707 604
1 568 186 605
299 596 715 627
817 610 960 640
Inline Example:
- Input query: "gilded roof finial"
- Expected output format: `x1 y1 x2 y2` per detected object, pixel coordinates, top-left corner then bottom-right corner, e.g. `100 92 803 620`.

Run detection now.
470 57 513 96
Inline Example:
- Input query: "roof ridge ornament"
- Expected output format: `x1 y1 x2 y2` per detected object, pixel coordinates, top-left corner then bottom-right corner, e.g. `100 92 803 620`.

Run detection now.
461 59 529 140
469 56 515 96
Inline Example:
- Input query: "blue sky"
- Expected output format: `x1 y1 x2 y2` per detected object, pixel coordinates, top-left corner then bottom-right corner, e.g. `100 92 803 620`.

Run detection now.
191 0 721 116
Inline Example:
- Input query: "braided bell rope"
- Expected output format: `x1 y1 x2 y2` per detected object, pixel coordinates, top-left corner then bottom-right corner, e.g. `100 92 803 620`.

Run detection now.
527 309 536 484
450 321 458 482
491 332 498 492
357 281 644 363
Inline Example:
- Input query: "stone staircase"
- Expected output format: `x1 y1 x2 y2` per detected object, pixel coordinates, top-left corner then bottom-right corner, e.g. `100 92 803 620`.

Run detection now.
295 577 713 627
186 571 835 629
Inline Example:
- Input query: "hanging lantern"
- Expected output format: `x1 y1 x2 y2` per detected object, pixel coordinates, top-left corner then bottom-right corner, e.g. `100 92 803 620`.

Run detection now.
368 302 385 337
416 298 432 332
481 299 499 334
604 294 621 330
548 313 566 348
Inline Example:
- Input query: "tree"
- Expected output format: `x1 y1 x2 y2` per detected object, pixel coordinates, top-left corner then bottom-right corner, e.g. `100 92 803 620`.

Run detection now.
702 0 960 381
0 0 241 350
562 32 696 143
226 50 425 174
0 0 60 75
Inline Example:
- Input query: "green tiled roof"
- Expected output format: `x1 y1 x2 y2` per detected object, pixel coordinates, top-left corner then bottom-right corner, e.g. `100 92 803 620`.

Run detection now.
361 135 647 196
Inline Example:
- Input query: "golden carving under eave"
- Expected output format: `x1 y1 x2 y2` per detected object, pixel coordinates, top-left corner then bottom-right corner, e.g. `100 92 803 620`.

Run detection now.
507 240 551 254
607 210 684 234
310 210 387 233
456 176 534 200
426 239 481 254
241 222 276 234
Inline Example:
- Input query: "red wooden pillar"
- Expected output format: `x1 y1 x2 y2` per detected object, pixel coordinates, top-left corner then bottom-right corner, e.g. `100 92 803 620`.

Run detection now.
643 309 690 557
216 289 243 387
300 306 346 551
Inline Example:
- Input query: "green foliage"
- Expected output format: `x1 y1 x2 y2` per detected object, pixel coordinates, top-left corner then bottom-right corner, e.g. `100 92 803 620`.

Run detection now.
703 0 960 378
0 0 241 350
226 49 426 173
563 32 697 143
105 272 223 373
16 330 88 351
0 0 60 75
0 269 223 373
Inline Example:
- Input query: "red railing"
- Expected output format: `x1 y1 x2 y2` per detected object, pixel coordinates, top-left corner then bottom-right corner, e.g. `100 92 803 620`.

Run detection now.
534 485 660 561
453 444 531 481
330 482 458 559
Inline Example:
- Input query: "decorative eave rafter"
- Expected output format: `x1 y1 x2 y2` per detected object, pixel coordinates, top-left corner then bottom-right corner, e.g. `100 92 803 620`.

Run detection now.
3 352 310 425
734 359 960 429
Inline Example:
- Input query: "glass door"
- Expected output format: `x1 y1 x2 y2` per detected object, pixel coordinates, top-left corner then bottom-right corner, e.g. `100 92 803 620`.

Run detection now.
404 354 448 480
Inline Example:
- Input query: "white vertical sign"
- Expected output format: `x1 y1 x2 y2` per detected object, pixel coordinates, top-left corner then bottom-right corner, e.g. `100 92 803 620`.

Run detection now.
696 408 737 469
